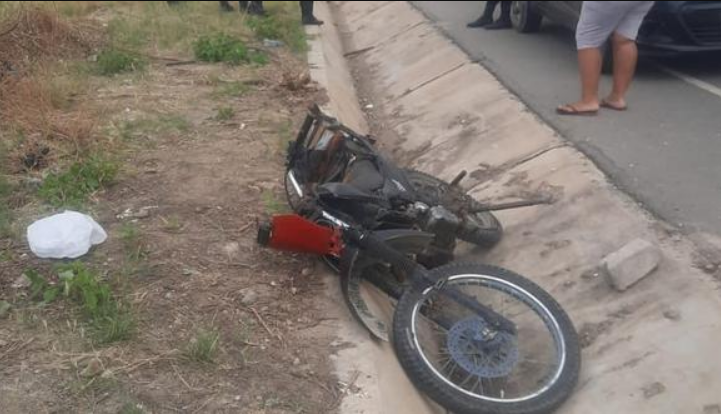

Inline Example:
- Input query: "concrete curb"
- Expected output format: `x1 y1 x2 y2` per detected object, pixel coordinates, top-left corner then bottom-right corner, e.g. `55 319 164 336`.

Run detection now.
327 1 721 413
304 4 443 414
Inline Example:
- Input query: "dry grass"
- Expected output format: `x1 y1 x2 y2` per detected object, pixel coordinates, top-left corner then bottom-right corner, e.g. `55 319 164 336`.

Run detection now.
0 6 103 172
0 77 100 172
0 5 101 74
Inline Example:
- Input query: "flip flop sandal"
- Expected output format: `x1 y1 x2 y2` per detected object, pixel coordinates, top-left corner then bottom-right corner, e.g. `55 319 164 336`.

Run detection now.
600 100 628 111
556 104 598 116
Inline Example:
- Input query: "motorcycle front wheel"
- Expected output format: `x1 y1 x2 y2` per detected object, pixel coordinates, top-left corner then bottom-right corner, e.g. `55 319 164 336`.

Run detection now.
392 263 580 414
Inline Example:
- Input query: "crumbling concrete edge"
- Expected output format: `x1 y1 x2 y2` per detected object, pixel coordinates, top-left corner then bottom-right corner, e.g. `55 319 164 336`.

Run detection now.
304 4 445 414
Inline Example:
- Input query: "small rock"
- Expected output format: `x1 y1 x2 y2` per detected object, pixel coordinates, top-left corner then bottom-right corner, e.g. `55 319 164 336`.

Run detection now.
293 358 301 366
223 242 241 260
0 339 8 347
134 208 152 219
364 104 374 110
270 281 278 287
301 268 313 277
0 301 11 319
642 382 666 399
182 268 195 277
291 364 313 377
165 292 173 300
562 280 576 289
263 39 285 48
234 395 241 402
12 274 31 289
240 289 259 306
602 239 662 292
290 287 299 295
704 263 718 274
663 309 682 321
81 358 103 378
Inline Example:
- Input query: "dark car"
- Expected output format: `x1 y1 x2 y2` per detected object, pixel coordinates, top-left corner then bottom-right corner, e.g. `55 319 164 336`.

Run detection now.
511 1 721 56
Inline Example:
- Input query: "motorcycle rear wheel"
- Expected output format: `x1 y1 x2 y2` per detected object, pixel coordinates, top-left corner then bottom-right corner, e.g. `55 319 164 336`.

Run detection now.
403 170 503 248
392 263 580 414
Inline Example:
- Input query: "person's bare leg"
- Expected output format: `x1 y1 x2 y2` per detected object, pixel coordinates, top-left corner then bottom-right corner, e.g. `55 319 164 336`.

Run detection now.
604 32 637 109
558 47 602 113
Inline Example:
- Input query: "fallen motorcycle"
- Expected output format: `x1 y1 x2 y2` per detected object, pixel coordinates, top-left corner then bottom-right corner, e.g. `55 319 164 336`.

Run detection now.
256 106 581 414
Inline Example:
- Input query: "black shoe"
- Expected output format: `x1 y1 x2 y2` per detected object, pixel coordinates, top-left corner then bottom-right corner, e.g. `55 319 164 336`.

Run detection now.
302 16 324 25
467 16 493 28
485 19 512 30
219 1 234 12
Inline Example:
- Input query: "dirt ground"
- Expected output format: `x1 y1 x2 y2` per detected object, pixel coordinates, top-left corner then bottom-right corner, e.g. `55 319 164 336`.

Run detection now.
0 33 347 413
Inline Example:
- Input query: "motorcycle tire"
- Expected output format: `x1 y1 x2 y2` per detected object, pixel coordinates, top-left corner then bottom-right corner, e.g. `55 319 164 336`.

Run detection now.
392 263 580 414
403 169 503 248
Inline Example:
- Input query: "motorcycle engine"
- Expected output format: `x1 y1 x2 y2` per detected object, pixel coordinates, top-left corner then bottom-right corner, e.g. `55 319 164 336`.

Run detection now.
426 205 461 234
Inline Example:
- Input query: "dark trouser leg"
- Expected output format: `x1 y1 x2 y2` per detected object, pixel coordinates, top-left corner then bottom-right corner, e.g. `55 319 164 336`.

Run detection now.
468 1 499 27
301 1 323 25
219 1 234 11
485 1 513 29
499 1 512 23
484 1 501 19
247 1 265 16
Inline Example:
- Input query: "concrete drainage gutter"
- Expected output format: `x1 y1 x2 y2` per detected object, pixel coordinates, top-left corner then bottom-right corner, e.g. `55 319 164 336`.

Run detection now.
308 1 721 413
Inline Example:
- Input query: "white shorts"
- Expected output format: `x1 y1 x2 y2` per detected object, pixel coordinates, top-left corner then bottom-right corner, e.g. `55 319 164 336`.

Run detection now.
576 1 655 50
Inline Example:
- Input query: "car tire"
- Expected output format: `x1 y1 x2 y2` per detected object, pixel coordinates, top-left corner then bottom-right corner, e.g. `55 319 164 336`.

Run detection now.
602 43 614 74
511 1 543 33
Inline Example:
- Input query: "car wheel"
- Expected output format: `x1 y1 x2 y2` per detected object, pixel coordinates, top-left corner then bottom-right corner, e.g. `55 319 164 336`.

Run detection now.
602 42 614 74
511 1 543 33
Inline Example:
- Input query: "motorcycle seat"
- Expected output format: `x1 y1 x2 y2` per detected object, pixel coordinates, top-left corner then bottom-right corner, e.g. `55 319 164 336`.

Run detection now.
316 182 381 203
343 159 385 193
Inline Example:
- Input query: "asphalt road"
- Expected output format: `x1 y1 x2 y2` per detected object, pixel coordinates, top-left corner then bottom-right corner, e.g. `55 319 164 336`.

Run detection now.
412 1 721 238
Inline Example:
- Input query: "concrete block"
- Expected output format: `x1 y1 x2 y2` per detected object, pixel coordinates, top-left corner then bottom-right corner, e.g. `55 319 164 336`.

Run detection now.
603 239 662 291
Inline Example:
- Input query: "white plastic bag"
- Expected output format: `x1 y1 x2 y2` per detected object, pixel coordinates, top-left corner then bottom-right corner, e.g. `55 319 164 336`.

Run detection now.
27 211 108 259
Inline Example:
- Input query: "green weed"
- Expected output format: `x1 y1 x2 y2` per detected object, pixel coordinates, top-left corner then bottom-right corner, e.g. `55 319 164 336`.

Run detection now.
118 114 191 142
194 33 267 66
215 106 235 121
184 328 220 363
120 223 147 263
161 215 183 233
277 119 295 152
24 263 135 344
262 190 289 214
96 49 146 76
119 403 147 414
212 80 253 99
0 175 12 237
38 156 118 209
247 7 308 54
